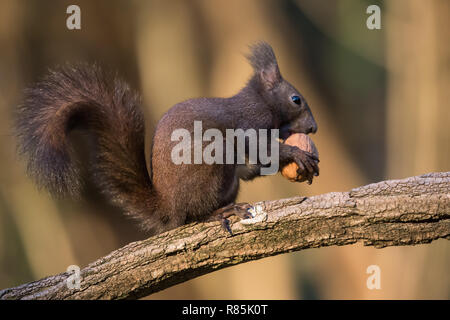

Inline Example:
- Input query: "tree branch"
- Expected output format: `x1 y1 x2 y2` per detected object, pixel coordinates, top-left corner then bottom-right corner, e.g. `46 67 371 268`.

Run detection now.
1 172 449 300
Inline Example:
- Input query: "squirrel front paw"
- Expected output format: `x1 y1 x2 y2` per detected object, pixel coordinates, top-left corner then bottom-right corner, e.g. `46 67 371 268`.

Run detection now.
291 148 319 184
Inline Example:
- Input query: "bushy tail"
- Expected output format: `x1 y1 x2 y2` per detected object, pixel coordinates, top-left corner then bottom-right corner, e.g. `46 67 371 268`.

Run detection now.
15 64 155 223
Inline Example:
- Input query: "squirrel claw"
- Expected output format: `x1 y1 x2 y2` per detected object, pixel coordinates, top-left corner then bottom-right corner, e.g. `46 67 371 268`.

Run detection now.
221 218 233 236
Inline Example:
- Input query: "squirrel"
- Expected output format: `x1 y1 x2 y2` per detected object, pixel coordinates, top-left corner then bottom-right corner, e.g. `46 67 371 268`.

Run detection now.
15 42 319 235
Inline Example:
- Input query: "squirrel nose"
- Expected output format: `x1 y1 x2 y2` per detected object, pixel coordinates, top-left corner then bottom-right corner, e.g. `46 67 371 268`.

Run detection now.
307 123 317 134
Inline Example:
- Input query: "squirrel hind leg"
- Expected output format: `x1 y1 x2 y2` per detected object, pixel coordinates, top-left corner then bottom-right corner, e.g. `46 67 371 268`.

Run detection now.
138 206 187 235
209 202 254 235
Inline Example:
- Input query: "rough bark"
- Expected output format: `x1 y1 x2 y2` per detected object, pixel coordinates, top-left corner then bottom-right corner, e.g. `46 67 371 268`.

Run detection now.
1 172 449 300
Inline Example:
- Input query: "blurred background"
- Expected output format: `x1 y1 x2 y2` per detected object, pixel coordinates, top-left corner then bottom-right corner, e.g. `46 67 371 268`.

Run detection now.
0 0 449 299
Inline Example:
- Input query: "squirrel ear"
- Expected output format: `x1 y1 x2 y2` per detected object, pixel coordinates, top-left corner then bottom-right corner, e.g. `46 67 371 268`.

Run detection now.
247 41 282 90
259 64 281 90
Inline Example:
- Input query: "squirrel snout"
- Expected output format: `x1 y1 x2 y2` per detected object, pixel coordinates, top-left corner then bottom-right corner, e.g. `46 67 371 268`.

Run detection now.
306 123 317 134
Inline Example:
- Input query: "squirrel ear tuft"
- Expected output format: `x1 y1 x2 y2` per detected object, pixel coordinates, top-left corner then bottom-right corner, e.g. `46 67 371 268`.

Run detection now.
246 41 281 90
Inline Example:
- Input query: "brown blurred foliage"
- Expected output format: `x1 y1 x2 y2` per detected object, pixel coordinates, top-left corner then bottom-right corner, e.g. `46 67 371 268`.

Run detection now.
0 0 448 299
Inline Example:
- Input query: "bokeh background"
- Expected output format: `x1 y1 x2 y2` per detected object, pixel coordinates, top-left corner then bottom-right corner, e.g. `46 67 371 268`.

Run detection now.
0 0 449 299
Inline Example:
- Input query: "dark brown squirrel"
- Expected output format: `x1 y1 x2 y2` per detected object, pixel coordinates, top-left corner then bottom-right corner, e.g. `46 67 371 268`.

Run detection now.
15 42 319 235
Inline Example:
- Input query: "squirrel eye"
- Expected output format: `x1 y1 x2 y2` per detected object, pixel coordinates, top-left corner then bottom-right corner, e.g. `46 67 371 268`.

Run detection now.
291 95 301 105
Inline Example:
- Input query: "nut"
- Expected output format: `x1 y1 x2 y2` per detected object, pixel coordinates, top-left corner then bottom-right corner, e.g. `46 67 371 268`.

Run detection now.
281 133 319 182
